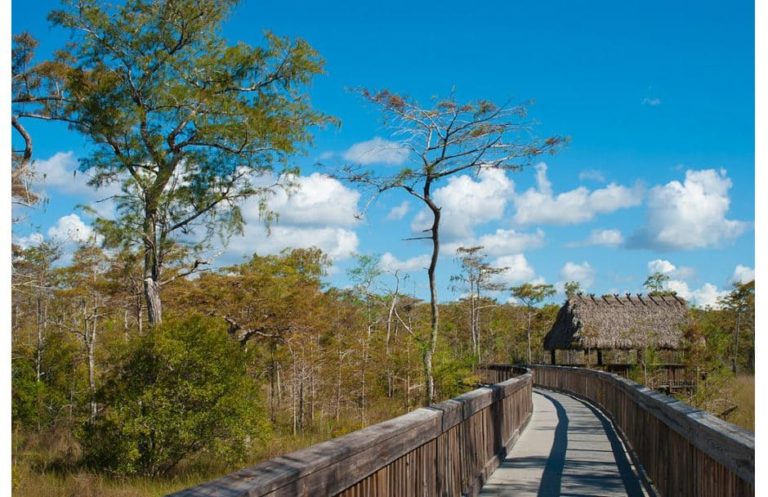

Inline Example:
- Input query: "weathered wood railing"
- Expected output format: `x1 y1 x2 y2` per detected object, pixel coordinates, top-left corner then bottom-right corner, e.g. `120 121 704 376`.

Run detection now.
531 365 754 497
170 369 532 497
478 363 527 384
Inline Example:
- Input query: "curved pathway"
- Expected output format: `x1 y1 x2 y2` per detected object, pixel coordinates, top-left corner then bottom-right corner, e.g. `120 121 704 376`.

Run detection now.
480 389 650 497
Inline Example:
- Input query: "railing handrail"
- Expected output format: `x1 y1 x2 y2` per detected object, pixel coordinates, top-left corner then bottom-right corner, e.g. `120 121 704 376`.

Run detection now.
532 364 754 496
170 369 533 497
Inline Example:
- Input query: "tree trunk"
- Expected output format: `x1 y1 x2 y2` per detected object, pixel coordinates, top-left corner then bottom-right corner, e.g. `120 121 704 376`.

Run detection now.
143 209 162 326
136 295 143 334
732 311 741 374
526 311 532 365
144 276 162 326
385 291 397 399
335 350 343 421
35 296 44 382
270 342 277 422
424 197 441 405
87 317 97 421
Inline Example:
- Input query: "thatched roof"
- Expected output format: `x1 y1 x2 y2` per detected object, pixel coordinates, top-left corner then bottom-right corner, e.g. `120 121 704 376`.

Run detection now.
543 293 690 351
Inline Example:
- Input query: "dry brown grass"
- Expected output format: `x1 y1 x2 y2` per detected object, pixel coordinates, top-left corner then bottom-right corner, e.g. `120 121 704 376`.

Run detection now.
12 469 205 497
722 374 754 432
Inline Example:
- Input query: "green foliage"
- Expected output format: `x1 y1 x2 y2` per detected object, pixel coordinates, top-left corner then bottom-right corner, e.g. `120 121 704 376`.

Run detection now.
643 271 672 296
433 351 477 400
510 283 556 305
46 0 332 324
564 281 581 298
81 316 268 476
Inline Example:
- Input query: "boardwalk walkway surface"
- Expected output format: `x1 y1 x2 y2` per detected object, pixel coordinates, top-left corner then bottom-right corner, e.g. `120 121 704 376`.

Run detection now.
480 389 649 497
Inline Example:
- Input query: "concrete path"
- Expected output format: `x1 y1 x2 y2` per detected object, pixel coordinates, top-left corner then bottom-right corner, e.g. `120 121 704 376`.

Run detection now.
480 389 649 497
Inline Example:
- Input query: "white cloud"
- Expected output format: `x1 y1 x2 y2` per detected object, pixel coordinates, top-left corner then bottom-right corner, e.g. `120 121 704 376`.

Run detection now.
444 228 545 257
513 163 643 225
34 151 91 197
378 252 431 273
47 214 99 244
731 265 755 284
33 151 120 218
559 261 595 288
578 169 606 183
666 280 726 309
647 259 695 280
14 232 44 249
412 168 513 240
266 173 360 226
386 201 410 221
217 172 362 264
568 228 624 248
648 259 676 274
642 97 662 106
629 169 747 250
343 137 410 166
492 254 536 286
226 225 358 262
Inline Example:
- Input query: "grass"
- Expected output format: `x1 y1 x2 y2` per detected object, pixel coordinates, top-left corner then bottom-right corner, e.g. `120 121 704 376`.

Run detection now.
13 404 412 497
721 374 754 432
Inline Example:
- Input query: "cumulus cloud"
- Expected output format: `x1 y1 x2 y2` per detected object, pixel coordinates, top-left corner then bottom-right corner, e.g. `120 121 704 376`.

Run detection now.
513 163 643 225
33 151 120 218
343 137 410 166
731 265 755 284
267 173 360 226
492 254 536 286
34 151 92 197
48 214 100 244
642 259 721 308
444 228 545 257
568 228 624 248
225 225 358 262
666 280 726 309
219 172 362 264
13 232 44 250
379 252 431 273
386 201 410 221
629 169 747 250
559 261 595 289
412 168 513 240
647 259 695 280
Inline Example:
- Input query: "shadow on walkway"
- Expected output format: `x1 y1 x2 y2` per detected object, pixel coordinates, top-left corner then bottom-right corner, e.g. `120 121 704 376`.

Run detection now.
533 390 645 497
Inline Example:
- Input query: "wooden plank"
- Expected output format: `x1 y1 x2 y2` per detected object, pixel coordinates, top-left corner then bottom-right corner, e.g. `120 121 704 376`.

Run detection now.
170 408 441 497
531 365 754 492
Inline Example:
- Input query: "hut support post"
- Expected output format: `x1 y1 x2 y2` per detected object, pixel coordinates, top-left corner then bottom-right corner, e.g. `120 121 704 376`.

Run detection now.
551 349 556 365
597 349 603 367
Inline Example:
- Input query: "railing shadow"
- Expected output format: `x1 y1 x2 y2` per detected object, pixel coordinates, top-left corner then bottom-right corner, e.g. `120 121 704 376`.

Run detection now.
535 391 568 497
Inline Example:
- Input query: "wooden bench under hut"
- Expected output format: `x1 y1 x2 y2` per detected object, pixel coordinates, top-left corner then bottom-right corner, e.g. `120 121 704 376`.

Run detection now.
543 293 696 393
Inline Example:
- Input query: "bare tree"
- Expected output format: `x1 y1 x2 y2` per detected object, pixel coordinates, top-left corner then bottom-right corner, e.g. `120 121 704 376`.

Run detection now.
510 283 556 364
451 246 505 364
341 90 564 403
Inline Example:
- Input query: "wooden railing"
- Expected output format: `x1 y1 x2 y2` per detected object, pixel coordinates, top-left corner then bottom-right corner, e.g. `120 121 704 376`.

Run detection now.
170 369 532 497
532 365 754 497
477 363 528 384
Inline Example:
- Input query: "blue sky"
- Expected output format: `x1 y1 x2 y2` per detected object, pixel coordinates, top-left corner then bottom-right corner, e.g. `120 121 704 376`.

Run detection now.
12 0 755 307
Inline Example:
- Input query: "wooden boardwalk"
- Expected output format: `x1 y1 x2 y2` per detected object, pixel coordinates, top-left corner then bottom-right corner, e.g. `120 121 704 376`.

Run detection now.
480 389 649 497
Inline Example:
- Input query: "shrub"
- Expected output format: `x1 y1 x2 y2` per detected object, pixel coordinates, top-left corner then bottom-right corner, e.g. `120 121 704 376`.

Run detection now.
81 316 268 476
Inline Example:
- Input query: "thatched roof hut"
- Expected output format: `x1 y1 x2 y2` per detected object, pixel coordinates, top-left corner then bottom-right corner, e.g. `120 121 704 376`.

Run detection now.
544 293 690 351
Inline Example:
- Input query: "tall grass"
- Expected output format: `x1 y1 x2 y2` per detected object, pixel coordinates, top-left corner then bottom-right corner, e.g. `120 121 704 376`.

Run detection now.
13 400 411 497
723 374 754 431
